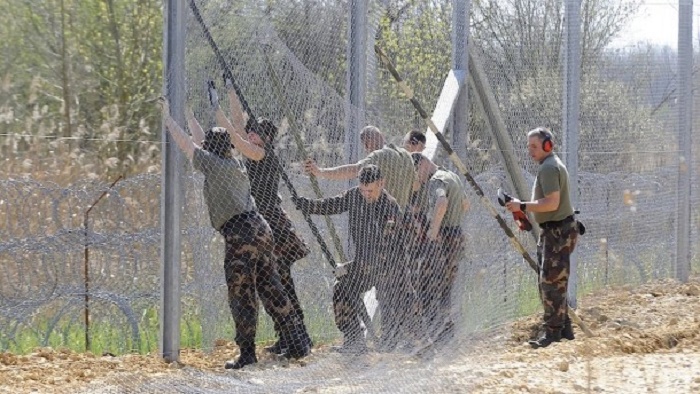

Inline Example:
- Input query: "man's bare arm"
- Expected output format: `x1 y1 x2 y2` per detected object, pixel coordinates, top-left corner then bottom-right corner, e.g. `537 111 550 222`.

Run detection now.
225 83 247 138
506 191 560 213
186 106 205 146
160 98 196 160
215 106 265 161
304 160 361 180
427 196 448 240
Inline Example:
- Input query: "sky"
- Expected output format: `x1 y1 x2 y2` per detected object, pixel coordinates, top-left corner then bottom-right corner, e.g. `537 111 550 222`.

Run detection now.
610 0 700 49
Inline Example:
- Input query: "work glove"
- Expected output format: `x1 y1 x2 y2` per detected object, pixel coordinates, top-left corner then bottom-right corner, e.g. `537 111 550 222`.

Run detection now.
223 71 234 90
207 80 219 108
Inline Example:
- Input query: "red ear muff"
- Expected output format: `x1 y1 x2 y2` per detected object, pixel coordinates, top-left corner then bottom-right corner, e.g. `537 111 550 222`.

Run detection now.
542 137 553 152
539 129 553 152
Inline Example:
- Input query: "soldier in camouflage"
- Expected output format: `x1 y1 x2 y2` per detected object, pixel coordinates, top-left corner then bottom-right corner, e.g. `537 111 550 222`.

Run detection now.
160 98 310 369
412 153 470 346
505 127 580 348
293 165 401 353
303 126 418 350
217 78 313 355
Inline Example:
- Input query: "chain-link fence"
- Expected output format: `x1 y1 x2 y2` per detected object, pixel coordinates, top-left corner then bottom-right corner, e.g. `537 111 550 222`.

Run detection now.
1 0 698 392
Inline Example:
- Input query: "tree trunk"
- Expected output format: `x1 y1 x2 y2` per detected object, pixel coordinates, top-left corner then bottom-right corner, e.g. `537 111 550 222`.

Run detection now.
60 0 73 139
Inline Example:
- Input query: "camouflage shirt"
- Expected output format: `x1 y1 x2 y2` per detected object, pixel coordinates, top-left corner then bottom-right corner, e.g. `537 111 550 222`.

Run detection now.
295 187 401 265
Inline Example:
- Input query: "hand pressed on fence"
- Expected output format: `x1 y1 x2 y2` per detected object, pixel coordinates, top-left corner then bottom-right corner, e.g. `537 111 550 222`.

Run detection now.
218 78 313 356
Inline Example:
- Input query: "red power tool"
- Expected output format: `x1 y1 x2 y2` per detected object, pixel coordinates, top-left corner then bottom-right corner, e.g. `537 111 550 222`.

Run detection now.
497 188 533 232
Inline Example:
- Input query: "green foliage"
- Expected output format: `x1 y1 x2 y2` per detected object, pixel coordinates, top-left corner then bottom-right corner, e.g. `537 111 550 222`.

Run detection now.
374 1 452 138
0 0 163 176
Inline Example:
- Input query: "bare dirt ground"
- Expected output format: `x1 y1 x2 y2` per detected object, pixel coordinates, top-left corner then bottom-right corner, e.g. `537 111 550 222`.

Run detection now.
2 278 700 393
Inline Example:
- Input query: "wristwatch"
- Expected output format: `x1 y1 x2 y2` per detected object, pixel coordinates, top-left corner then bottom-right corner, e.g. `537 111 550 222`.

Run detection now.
520 203 526 212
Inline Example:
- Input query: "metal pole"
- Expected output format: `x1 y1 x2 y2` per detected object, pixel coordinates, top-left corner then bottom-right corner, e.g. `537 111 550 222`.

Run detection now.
344 0 368 259
451 0 471 164
160 0 185 363
562 0 581 308
676 0 693 282
345 0 367 174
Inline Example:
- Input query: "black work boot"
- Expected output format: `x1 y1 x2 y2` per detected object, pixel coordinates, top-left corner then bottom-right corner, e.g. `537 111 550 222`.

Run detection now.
528 329 562 349
267 326 313 355
331 328 368 354
280 320 312 359
224 348 257 369
561 316 575 341
264 339 286 355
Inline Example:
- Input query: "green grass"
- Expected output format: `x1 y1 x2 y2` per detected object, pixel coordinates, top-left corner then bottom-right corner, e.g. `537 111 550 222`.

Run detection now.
2 245 695 356
1 303 340 356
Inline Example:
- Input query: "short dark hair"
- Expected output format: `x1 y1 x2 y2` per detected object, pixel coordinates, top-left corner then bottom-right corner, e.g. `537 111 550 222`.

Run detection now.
407 130 426 145
411 152 425 167
245 117 278 142
358 164 383 184
202 127 232 158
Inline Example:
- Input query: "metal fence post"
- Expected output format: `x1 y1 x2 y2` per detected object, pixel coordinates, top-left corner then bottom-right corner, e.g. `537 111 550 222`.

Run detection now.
676 0 694 282
451 0 471 164
345 0 367 172
160 0 185 363
562 0 581 308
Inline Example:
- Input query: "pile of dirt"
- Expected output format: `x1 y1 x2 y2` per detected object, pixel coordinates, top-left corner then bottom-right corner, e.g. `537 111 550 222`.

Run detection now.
2 279 700 393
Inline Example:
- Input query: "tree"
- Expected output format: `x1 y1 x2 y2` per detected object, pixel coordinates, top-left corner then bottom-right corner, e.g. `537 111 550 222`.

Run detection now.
0 0 162 176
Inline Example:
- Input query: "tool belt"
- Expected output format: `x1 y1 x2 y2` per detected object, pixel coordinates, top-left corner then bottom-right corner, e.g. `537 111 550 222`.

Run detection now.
539 214 586 235
539 215 574 230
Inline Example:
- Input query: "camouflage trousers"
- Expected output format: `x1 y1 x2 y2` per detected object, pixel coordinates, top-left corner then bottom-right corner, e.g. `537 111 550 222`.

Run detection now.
333 260 378 341
259 205 310 336
418 226 465 340
376 213 426 344
537 218 579 334
220 212 298 351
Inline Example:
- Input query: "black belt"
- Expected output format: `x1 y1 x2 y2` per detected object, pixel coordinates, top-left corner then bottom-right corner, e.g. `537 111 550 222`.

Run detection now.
539 215 574 230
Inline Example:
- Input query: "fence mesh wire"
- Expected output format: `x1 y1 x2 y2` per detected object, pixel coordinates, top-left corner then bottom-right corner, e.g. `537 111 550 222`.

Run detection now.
1 0 698 393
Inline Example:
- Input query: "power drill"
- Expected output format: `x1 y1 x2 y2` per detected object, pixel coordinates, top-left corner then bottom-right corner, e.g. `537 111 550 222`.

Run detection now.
497 188 533 232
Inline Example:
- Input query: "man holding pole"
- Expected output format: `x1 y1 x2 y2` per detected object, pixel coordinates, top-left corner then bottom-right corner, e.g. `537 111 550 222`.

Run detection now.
293 165 401 353
505 127 579 349
159 98 310 369
303 125 417 349
213 77 313 355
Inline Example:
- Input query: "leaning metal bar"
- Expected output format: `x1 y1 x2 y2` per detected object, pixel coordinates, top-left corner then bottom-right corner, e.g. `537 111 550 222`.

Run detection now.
188 0 348 267
262 49 378 341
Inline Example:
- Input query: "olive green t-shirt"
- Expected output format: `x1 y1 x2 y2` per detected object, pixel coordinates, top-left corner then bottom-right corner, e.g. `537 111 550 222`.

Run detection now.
532 153 574 224
193 148 257 230
427 169 467 228
358 144 416 209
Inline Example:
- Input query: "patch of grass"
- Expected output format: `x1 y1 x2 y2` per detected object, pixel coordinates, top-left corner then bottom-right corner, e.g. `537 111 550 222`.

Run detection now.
2 302 339 356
